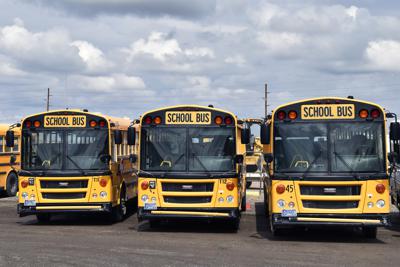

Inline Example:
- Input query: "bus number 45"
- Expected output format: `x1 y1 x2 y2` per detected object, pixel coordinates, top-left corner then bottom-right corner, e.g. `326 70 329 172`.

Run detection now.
286 185 294 193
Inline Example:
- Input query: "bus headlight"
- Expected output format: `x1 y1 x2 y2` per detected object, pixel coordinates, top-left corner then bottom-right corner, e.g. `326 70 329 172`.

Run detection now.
100 191 107 198
367 202 374 208
288 201 295 208
277 199 286 208
151 197 157 203
21 192 28 199
141 194 149 203
218 197 224 203
376 199 385 208
92 193 98 199
226 196 234 203
30 194 35 199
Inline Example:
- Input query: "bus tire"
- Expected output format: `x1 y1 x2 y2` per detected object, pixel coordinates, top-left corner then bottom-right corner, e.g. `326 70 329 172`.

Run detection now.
362 226 377 239
269 217 282 236
246 181 252 189
6 172 18 197
36 213 51 223
112 186 127 222
241 193 247 212
229 217 240 232
263 186 269 217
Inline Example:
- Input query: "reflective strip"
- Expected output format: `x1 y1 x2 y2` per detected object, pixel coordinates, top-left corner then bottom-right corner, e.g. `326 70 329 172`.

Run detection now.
151 210 230 217
296 217 381 224
36 206 102 210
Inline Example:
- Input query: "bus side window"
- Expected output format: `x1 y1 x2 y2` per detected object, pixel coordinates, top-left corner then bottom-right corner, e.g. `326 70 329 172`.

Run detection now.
111 134 117 162
0 136 4 153
13 137 19 152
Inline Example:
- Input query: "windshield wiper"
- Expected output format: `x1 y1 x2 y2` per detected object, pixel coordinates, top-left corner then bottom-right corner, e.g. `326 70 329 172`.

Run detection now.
66 155 86 175
302 151 323 179
139 170 155 177
191 152 211 177
333 152 355 173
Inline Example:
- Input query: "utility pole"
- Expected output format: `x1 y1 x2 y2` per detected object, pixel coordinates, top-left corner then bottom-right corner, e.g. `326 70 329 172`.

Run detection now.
46 88 51 111
264 83 268 118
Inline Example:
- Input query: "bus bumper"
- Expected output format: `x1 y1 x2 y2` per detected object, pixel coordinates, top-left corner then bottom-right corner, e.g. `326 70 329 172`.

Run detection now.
17 203 113 217
271 213 390 228
138 207 239 221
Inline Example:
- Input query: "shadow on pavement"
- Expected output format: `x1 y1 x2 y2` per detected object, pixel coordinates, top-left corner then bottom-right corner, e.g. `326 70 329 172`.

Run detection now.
18 200 137 226
253 202 385 244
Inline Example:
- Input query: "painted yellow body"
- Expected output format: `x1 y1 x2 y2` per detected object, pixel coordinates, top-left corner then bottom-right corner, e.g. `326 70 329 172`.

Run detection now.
16 110 138 217
137 105 246 220
0 124 20 195
263 97 390 228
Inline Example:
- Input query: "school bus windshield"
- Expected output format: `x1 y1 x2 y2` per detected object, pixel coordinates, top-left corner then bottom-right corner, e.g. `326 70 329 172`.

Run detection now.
22 129 109 171
274 122 385 173
141 127 236 172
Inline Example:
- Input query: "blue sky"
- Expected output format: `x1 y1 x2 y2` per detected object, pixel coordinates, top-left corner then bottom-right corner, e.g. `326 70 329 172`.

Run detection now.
0 0 399 123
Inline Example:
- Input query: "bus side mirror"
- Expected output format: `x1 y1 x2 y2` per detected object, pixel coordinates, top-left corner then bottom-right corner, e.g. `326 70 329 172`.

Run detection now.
6 130 14 147
114 130 122 145
260 124 270 145
127 127 136 146
130 154 138 163
264 153 273 163
10 155 16 165
241 126 250 145
390 122 400 141
234 154 244 164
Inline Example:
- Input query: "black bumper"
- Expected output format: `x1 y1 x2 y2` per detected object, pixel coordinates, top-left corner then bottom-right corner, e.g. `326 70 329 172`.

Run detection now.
138 207 239 220
17 203 113 217
271 213 390 228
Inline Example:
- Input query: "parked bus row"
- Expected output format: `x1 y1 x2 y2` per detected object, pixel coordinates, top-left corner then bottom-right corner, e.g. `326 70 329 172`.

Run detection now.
2 97 400 238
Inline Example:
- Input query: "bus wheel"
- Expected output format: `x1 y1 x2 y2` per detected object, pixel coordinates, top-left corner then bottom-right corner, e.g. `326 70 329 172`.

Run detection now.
228 218 240 232
241 193 247 212
246 181 252 189
6 172 18 197
362 226 377 239
269 217 282 236
36 213 51 223
112 187 127 222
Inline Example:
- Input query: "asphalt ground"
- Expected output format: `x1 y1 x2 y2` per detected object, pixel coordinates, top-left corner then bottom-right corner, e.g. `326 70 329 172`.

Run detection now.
1 191 400 267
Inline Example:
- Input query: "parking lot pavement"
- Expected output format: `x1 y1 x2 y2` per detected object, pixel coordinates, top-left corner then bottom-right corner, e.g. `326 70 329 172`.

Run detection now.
1 196 400 267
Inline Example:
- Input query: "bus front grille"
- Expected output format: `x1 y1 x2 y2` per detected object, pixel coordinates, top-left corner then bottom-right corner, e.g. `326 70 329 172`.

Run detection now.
300 185 361 196
40 180 88 189
42 193 86 199
302 200 359 209
164 196 212 204
162 183 214 192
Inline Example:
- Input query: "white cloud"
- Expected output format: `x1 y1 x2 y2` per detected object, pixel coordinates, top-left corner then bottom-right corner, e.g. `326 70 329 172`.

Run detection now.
225 55 246 66
365 40 400 71
124 32 215 63
69 73 148 94
125 32 182 62
257 31 303 56
70 40 112 72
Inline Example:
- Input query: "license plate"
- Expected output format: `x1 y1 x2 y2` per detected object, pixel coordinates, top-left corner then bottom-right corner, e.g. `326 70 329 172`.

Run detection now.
144 203 157 211
282 209 297 217
24 200 36 207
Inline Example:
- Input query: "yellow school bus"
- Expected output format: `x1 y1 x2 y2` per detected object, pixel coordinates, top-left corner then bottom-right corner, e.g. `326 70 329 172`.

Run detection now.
260 97 390 238
0 124 20 196
136 105 249 230
6 110 138 222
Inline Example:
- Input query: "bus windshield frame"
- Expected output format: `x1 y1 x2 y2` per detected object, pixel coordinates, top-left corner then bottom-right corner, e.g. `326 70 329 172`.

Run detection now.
21 128 110 173
140 126 236 174
273 121 386 175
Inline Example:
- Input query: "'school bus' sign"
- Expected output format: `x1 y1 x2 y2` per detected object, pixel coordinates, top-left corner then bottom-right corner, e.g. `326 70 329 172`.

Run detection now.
165 111 211 125
44 116 87 128
301 104 355 120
